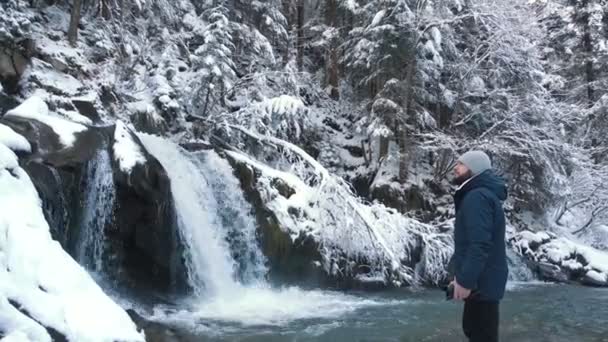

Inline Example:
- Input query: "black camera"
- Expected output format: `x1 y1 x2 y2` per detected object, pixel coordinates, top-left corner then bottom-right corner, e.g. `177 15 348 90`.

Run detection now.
443 283 454 300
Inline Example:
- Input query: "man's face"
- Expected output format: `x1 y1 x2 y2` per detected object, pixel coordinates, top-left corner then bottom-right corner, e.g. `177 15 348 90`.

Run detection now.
452 161 472 185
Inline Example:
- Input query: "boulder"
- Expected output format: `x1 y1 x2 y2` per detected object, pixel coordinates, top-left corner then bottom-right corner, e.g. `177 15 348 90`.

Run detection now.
0 111 188 295
131 109 168 136
72 98 101 123
510 231 608 287
0 39 33 94
226 155 328 288
108 124 189 293
224 151 398 290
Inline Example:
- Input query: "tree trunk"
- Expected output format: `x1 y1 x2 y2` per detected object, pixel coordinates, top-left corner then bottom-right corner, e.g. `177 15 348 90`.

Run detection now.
282 0 295 65
398 53 417 183
580 0 594 106
327 46 340 100
296 0 305 71
325 0 340 100
68 0 83 47
379 136 389 161
201 76 215 117
101 0 111 19
119 0 125 22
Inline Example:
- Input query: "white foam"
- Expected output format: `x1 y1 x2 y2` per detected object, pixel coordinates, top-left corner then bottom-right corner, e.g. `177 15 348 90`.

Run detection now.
152 286 389 327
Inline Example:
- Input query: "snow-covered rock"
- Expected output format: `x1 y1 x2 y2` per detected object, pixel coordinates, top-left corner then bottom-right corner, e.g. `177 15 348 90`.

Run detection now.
0 123 30 153
1 106 188 301
223 128 453 288
511 230 608 287
113 120 146 173
5 96 87 148
0 127 144 341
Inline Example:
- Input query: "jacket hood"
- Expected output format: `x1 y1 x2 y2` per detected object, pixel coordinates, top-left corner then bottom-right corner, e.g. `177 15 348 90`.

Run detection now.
458 170 508 201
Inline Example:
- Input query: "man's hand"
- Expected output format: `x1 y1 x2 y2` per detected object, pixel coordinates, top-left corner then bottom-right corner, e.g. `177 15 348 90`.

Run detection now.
453 278 471 300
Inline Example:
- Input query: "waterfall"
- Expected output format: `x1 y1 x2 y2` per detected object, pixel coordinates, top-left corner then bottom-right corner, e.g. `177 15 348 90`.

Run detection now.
138 134 245 296
507 247 535 282
195 151 268 284
140 134 385 326
77 148 116 272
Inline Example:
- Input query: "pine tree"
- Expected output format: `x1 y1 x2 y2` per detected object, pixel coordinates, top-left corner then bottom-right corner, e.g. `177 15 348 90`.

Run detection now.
342 0 450 181
191 4 236 117
538 0 608 106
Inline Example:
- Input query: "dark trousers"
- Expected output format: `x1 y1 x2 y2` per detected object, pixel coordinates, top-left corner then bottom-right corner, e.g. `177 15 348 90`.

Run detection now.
462 299 499 342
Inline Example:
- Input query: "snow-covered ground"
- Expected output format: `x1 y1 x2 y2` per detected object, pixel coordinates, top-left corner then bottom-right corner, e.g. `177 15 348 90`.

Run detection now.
0 102 144 341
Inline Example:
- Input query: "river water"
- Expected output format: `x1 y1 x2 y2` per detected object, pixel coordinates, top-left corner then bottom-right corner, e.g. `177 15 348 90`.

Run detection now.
142 283 607 342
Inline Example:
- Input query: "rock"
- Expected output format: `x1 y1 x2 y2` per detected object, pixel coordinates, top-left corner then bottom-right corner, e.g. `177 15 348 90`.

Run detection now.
72 98 101 123
581 270 608 287
226 153 328 288
179 141 213 151
510 231 608 288
23 59 84 97
224 151 397 290
535 261 569 283
126 309 199 342
343 144 364 158
1 112 189 295
0 91 19 116
7 299 68 342
371 183 433 219
0 45 30 94
108 124 189 294
47 55 69 72
100 85 119 109
132 109 168 136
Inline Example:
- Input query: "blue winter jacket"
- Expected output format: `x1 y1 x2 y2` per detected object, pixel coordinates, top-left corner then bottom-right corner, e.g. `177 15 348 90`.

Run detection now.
451 170 509 301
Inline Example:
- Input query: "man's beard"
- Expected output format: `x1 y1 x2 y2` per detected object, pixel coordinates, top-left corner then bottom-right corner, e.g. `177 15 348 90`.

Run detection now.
452 171 473 186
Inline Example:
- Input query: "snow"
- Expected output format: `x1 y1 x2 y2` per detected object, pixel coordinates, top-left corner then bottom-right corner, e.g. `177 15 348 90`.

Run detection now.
0 142 19 170
586 270 607 283
225 127 453 285
544 238 573 264
113 120 146 173
429 26 442 46
342 0 359 12
34 34 85 66
513 230 608 285
234 96 309 139
576 243 608 274
0 297 51 342
0 138 144 341
371 10 387 27
5 96 87 147
0 124 31 153
517 231 551 246
55 109 94 126
561 259 582 270
263 95 306 116
23 59 83 96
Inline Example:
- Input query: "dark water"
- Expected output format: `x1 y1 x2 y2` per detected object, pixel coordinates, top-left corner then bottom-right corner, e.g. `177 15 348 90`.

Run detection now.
149 283 608 342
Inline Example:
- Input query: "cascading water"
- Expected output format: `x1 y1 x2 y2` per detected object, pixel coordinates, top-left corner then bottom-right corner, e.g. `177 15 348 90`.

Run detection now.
139 133 386 327
77 148 116 272
195 150 268 284
507 247 535 282
138 134 238 296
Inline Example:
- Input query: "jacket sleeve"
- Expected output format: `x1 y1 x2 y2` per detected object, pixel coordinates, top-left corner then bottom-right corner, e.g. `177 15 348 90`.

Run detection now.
455 190 494 290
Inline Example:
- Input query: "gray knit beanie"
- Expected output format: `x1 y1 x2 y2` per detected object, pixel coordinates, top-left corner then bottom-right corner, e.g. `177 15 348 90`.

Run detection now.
457 150 492 176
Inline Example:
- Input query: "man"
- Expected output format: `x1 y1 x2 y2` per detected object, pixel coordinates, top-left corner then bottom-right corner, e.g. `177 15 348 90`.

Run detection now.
449 150 509 342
